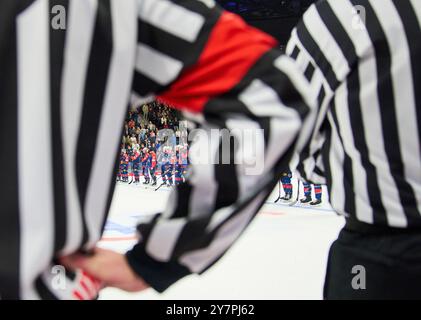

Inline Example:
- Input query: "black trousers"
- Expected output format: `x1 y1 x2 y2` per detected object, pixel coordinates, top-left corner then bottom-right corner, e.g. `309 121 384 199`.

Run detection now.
324 221 421 300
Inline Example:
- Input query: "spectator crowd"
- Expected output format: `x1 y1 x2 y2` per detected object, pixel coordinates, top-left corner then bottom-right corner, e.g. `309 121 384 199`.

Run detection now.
117 100 189 187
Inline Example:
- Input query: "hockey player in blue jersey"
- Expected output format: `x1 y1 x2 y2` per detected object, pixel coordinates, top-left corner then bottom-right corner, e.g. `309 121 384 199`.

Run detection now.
149 149 157 186
131 147 141 184
301 182 322 206
174 147 185 186
311 184 322 206
141 148 150 185
159 146 171 186
280 170 293 201
119 150 129 183
167 151 176 187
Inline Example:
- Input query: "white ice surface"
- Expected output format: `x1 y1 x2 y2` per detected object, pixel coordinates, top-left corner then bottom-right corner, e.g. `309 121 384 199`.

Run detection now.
99 181 345 300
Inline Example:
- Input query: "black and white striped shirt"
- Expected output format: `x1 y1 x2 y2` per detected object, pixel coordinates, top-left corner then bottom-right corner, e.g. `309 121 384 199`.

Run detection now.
0 0 420 299
128 0 421 292
286 0 421 229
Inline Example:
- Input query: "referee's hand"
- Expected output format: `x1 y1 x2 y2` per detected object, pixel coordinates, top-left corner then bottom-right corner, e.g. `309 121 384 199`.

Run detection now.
61 247 149 293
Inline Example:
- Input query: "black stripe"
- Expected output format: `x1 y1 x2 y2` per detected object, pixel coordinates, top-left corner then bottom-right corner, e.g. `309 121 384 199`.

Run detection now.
317 85 326 107
173 134 299 260
49 0 68 254
171 121 240 257
16 0 36 14
304 62 315 82
392 0 421 196
99 121 129 234
75 0 113 246
347 60 388 225
314 164 324 177
296 162 309 182
316 0 358 71
133 4 220 97
202 138 300 255
35 277 59 300
330 100 356 218
296 84 326 183
172 0 223 18
170 183 194 219
0 2 20 300
316 0 363 219
137 14 216 69
213 127 240 211
322 120 334 203
295 20 339 90
356 0 420 225
289 45 301 60
319 0 388 224
259 116 271 154
132 70 162 97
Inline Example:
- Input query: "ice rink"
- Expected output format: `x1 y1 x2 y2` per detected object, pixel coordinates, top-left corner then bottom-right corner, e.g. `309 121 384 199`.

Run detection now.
99 181 345 300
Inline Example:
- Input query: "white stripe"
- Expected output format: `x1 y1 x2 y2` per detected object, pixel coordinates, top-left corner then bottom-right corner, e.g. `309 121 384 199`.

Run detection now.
240 79 301 118
372 1 421 216
286 33 298 57
305 74 333 159
17 0 54 299
266 115 301 171
288 28 337 165
274 55 322 168
327 112 346 217
162 188 178 218
330 0 407 227
146 218 186 262
135 43 183 85
149 125 220 260
302 5 350 83
138 0 205 43
187 126 219 219
84 0 138 247
239 78 303 176
61 0 98 255
225 119 265 197
334 83 373 223
274 55 316 108
289 30 311 74
305 134 328 185
180 192 266 273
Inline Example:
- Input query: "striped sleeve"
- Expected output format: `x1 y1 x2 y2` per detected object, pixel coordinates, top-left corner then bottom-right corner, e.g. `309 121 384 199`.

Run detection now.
285 0 358 187
126 0 334 292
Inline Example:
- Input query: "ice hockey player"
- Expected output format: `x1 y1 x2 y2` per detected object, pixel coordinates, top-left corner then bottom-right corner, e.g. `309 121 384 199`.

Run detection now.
149 149 157 186
311 184 322 206
174 147 185 186
280 170 293 201
131 147 141 184
300 182 312 204
159 146 170 186
300 182 322 206
120 149 129 183
141 148 150 185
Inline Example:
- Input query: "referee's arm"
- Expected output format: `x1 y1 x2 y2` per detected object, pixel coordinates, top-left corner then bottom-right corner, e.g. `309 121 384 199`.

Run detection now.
125 0 323 293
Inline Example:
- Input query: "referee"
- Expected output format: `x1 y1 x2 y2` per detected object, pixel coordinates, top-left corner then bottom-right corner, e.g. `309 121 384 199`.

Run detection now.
1 0 421 300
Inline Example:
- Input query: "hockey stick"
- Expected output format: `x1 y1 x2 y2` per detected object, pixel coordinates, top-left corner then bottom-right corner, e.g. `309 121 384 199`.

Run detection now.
154 167 173 191
154 181 167 191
